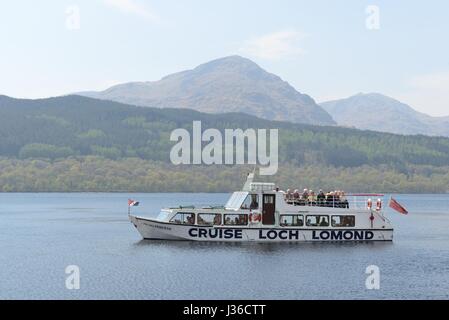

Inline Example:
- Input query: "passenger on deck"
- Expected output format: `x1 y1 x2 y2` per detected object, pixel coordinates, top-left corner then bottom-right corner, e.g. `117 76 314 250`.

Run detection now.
285 189 292 201
293 189 300 201
326 192 335 207
308 190 317 206
335 190 342 203
302 189 309 200
299 189 309 206
317 190 326 207
340 191 349 209
332 191 340 208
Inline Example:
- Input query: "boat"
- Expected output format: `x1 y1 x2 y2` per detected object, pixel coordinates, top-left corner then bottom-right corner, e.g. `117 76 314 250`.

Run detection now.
129 173 394 242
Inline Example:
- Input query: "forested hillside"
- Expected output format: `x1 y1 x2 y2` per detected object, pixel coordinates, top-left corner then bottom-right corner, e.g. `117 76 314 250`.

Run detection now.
0 157 447 193
0 95 448 192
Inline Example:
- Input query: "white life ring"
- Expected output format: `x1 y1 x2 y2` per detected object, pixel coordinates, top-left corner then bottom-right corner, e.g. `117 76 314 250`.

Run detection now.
367 199 373 210
376 199 382 211
250 212 262 223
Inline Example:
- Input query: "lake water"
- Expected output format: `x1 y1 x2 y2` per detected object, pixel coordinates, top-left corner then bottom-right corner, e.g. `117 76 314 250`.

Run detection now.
1 193 449 300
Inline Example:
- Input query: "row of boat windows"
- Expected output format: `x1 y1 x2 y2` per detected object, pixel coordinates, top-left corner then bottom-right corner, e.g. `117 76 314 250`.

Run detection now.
171 213 247 226
281 215 355 227
170 212 356 228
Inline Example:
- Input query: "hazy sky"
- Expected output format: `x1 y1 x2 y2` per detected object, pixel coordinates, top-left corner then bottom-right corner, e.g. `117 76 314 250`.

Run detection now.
1 0 449 116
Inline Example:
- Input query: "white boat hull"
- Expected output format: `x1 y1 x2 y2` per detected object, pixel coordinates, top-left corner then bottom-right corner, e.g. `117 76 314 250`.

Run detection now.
129 215 393 242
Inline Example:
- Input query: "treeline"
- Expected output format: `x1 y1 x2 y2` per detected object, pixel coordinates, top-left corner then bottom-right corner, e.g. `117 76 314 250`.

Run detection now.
1 95 449 169
0 157 447 193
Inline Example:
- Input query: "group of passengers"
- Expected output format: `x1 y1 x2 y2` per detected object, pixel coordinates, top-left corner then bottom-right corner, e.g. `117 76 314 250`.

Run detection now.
284 188 349 208
225 215 248 226
197 214 221 226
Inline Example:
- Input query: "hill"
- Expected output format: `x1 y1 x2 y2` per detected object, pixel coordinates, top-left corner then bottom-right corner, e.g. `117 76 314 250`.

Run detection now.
321 93 449 137
79 55 335 126
1 94 449 192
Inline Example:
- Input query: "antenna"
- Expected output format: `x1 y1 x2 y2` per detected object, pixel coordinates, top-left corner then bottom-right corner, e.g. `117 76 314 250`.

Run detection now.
242 171 255 191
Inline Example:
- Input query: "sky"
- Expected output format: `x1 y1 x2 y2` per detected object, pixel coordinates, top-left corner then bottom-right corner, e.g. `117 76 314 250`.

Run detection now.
1 0 449 116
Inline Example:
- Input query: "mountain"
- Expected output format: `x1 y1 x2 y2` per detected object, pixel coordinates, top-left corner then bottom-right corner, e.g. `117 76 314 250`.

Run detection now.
321 93 449 137
79 55 335 126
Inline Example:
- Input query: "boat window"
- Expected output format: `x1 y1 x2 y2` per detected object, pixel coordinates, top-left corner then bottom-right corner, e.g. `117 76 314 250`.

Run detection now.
280 215 304 227
241 194 259 210
170 212 195 225
332 215 355 227
198 214 222 226
156 211 171 221
263 194 275 204
225 192 249 210
224 214 248 226
306 215 329 227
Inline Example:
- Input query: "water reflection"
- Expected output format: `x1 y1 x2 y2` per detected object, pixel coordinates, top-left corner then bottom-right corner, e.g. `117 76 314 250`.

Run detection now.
133 238 394 253
0 193 448 299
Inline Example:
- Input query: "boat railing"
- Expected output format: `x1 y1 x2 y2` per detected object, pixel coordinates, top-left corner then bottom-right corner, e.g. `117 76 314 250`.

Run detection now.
347 194 385 211
169 205 196 210
201 205 225 210
168 205 226 210
285 194 385 211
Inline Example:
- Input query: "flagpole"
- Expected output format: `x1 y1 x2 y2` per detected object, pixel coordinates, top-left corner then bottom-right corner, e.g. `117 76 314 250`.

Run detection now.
389 196 393 215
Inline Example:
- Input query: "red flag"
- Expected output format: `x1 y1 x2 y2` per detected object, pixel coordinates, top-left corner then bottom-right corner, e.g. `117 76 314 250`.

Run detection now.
128 199 139 207
389 197 408 215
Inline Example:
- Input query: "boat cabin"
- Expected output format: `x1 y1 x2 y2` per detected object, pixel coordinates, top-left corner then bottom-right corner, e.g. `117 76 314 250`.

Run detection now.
156 178 383 230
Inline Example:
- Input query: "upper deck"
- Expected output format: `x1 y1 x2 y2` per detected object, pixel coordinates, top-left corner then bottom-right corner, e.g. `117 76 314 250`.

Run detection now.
156 179 389 230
